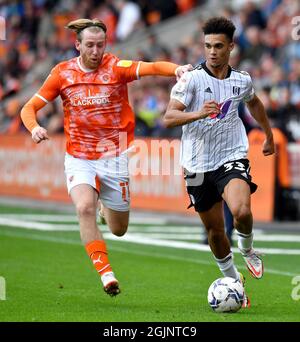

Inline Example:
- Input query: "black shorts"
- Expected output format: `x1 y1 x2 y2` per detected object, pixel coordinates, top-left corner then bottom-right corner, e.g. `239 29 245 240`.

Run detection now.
185 158 257 213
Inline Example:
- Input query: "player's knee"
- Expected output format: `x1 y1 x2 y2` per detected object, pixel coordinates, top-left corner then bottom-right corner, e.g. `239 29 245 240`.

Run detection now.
76 202 95 218
231 205 251 223
110 224 128 237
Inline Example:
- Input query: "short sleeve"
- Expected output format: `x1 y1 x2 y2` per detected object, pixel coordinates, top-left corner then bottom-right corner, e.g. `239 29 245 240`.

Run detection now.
113 60 139 83
36 65 61 102
243 74 255 102
170 71 194 107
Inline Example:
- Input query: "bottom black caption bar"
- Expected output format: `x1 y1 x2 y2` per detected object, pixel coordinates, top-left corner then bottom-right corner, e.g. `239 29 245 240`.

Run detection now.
1 322 299 338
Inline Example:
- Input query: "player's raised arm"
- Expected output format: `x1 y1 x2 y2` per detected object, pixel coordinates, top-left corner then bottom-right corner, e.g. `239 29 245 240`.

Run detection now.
246 94 275 156
138 61 193 79
20 65 61 144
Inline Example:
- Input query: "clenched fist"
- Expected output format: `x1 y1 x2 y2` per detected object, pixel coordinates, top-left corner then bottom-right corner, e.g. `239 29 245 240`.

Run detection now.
31 126 49 144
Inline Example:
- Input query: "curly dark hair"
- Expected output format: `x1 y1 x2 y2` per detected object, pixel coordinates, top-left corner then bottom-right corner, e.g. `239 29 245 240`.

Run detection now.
202 17 236 42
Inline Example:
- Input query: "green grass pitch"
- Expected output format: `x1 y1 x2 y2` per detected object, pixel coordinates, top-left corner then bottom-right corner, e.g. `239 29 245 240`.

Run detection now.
0 204 299 322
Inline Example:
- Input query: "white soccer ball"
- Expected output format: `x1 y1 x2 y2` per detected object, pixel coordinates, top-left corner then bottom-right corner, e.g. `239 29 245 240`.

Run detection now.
207 277 245 313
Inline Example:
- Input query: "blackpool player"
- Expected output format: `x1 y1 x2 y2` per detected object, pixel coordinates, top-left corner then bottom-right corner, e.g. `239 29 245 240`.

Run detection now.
20 18 192 296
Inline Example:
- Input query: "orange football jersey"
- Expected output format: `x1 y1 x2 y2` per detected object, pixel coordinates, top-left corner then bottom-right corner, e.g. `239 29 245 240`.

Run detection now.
37 53 139 159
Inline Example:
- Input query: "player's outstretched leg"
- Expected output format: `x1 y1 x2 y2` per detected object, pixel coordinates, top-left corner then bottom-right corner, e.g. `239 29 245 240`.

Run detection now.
86 240 120 296
223 179 264 279
71 185 120 296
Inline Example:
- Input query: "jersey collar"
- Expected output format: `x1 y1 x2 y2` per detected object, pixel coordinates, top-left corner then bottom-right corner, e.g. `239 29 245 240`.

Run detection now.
201 61 232 79
77 57 95 73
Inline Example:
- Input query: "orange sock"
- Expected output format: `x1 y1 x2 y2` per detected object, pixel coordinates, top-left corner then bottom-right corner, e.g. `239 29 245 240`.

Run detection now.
85 240 112 276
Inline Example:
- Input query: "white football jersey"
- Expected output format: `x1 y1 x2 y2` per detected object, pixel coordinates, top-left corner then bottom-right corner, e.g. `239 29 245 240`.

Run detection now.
170 62 255 173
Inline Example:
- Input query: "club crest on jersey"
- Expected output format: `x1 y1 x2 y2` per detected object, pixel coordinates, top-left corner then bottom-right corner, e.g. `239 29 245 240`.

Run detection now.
232 86 240 95
101 73 110 83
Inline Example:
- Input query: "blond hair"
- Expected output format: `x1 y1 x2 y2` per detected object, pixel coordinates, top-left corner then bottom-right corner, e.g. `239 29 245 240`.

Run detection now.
66 18 107 41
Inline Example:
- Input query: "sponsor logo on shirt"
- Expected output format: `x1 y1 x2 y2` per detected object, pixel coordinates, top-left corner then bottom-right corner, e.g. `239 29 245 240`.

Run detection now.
70 90 110 106
209 99 232 119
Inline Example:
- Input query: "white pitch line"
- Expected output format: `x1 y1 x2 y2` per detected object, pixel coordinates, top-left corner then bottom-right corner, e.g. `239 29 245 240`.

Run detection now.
2 217 299 243
0 214 168 225
1 217 300 255
128 226 269 236
0 229 298 277
0 217 78 231
106 234 300 255
129 233 205 240
250 234 300 242
0 214 78 222
127 232 300 243
129 226 202 232
3 215 299 243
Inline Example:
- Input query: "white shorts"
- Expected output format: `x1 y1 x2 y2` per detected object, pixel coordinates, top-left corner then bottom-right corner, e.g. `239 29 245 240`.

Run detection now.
64 153 130 212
